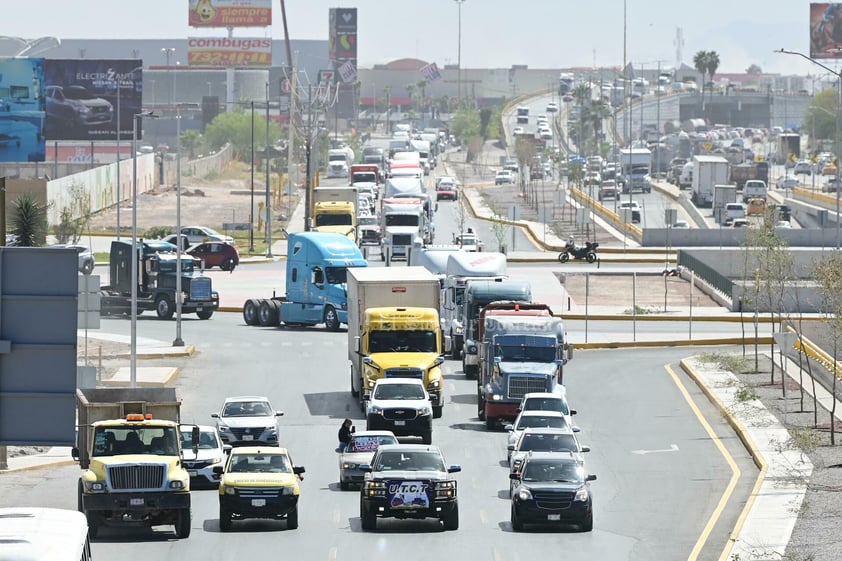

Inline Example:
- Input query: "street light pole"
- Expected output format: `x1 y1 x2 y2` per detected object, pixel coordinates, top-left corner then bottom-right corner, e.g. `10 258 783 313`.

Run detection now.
265 82 273 257
173 108 184 347
775 48 841 248
454 0 465 102
161 48 175 108
250 100 255 252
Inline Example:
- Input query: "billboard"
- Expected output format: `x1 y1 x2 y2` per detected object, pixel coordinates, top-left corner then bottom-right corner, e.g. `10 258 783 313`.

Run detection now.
44 59 142 142
329 8 358 120
0 58 46 162
189 0 271 27
811 3 842 58
187 37 272 66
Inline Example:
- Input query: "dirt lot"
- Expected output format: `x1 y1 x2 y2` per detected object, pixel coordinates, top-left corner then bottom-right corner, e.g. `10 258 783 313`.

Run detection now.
560 272 722 311
87 161 298 241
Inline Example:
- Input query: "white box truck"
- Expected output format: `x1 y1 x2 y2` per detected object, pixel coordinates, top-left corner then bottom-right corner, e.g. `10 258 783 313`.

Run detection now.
691 155 729 208
347 267 445 415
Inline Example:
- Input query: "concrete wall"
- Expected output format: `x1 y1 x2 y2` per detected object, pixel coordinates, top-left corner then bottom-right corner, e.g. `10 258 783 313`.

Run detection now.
643 227 841 247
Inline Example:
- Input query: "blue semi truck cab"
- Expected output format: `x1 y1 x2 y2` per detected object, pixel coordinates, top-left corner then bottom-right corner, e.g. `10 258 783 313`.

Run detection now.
242 232 368 330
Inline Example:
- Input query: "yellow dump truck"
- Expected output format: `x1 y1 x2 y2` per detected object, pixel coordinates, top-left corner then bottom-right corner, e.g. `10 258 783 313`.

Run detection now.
72 388 194 539
348 267 446 417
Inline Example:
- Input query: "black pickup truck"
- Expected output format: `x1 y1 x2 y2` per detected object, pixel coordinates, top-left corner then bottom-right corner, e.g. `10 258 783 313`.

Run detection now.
359 444 460 531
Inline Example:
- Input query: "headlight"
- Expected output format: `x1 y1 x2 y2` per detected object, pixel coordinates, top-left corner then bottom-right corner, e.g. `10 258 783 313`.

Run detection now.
365 481 386 496
417 406 432 416
369 405 383 415
367 379 376 388
342 462 357 470
217 424 232 433
491 394 503 401
455 326 463 335
266 426 278 435
83 481 106 492
169 480 185 489
517 488 532 501
574 488 589 502
435 481 456 497
467 344 477 353
281 485 295 495
224 486 237 495
428 380 440 388
212 456 224 465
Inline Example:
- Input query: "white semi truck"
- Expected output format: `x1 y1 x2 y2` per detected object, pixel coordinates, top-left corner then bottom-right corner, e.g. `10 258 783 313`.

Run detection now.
691 155 730 208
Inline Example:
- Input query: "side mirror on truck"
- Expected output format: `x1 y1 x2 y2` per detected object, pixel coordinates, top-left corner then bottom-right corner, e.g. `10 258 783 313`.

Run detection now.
354 335 361 354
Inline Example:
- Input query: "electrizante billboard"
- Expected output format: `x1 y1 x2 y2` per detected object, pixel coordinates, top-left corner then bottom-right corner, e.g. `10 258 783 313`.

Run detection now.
44 59 142 142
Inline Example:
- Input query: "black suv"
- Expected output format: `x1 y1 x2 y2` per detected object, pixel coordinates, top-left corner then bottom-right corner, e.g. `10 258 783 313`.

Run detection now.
775 204 792 222
510 451 596 532
360 444 460 531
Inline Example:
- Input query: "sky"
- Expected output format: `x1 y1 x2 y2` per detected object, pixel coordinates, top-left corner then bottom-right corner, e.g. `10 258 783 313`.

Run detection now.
5 1 838 76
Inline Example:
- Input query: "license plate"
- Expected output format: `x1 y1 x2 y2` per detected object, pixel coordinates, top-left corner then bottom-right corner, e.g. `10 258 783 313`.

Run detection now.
243 435 254 441
196 307 203 312
130 498 144 506
548 514 560 521
393 420 406 426
188 470 198 477
252 499 266 507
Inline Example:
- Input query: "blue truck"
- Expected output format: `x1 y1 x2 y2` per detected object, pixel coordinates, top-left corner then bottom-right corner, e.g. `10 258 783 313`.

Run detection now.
460 279 532 377
474 302 571 429
242 232 367 330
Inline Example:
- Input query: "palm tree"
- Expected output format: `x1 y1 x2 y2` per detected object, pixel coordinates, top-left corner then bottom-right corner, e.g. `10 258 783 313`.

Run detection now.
405 83 416 111
693 50 709 95
10 191 47 247
588 99 611 156
416 80 428 114
705 51 720 106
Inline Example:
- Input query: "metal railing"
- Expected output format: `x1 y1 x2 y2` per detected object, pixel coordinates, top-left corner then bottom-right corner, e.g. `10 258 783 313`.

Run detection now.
677 250 734 298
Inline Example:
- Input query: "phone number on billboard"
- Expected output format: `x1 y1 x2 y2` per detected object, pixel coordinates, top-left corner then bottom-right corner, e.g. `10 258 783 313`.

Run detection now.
188 51 271 66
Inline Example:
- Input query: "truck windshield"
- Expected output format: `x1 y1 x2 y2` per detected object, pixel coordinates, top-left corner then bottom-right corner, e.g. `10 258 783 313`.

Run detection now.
385 215 419 227
92 426 179 456
325 266 349 284
496 345 556 362
316 214 353 226
352 172 376 183
369 330 437 353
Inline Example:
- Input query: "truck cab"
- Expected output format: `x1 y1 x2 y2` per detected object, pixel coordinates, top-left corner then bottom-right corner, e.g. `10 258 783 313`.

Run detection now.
380 197 425 261
461 280 532 377
441 252 507 359
281 232 367 329
312 187 358 242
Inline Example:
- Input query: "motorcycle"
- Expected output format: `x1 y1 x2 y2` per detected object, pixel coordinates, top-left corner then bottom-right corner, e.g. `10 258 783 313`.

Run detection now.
558 241 599 264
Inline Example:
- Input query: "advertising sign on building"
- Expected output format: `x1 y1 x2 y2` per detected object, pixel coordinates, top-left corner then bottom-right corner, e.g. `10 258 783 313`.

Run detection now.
189 0 271 27
420 62 442 83
328 7 358 120
44 59 142 142
810 3 842 58
0 58 46 162
338 61 357 83
187 37 272 67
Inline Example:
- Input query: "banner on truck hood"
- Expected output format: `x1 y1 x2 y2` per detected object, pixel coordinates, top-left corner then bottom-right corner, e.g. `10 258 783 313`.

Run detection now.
811 3 842 58
0 57 45 162
189 0 271 27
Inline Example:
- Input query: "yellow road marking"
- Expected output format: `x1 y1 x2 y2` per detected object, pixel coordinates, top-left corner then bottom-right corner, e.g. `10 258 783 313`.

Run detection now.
664 364 741 561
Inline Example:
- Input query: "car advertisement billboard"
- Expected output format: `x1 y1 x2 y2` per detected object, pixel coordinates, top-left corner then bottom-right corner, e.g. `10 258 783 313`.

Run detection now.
189 0 271 27
187 37 272 66
0 58 46 162
44 59 142 141
811 3 842 58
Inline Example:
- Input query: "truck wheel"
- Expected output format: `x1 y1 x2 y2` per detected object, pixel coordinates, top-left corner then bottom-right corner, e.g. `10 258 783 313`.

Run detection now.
286 505 299 530
82 260 94 275
432 405 443 419
442 503 459 531
243 299 260 325
477 394 486 421
361 503 377 531
174 509 191 539
324 306 340 331
155 295 174 320
421 429 432 445
86 511 101 539
486 416 496 430
380 251 386 262
221 257 236 271
219 506 232 532
197 309 214 320
350 368 359 398
450 335 462 359
258 299 279 326
77 480 84 513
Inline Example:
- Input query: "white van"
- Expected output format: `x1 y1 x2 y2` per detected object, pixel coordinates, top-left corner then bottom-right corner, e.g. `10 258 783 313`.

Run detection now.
723 202 746 226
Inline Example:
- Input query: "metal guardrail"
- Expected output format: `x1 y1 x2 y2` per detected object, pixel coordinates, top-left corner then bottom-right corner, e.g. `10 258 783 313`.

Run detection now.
677 250 734 297
570 187 644 239
793 186 837 205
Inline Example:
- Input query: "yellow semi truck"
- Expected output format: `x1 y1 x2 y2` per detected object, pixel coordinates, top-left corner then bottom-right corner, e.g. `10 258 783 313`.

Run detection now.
71 388 194 539
312 187 358 242
347 267 447 417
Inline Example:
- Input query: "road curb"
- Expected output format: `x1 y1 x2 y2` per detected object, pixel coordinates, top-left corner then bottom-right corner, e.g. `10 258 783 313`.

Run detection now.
113 345 196 360
101 367 181 387
0 459 77 474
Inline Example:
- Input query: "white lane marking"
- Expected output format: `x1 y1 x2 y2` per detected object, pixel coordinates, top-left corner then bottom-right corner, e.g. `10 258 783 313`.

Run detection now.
260 341 273 347
493 547 503 561
333 507 341 524
448 382 456 393
480 509 488 524
472 476 481 488
328 546 337 561
631 444 680 455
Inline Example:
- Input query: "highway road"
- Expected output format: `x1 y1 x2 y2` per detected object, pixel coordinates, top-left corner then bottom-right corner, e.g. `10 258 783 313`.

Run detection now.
0 313 757 561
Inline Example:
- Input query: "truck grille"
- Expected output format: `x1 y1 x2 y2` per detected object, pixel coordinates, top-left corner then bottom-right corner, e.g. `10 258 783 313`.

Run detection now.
237 487 281 499
507 376 548 399
385 368 423 379
532 489 575 510
190 276 212 300
108 464 165 490
383 408 419 421
392 234 412 246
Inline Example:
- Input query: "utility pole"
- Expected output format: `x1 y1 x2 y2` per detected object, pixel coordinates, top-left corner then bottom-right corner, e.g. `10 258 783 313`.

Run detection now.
249 100 255 252
265 82 272 257
287 51 298 224
455 0 465 101
304 84 314 232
